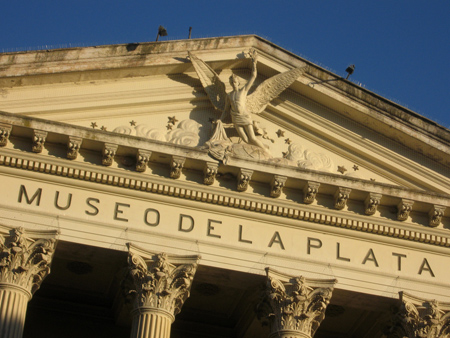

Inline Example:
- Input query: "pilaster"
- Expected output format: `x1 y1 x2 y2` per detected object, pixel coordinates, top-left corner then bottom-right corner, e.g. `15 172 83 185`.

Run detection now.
0 226 58 338
257 268 337 338
124 243 200 338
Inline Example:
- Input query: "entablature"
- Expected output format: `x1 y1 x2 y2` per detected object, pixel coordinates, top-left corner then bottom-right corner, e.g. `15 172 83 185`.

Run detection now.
0 111 449 248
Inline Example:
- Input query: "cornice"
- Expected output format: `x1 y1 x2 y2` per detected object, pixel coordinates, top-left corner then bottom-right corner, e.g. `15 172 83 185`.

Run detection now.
0 113 449 249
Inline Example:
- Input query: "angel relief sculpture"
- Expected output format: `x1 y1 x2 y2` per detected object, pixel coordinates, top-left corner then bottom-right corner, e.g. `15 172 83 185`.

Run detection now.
189 49 306 162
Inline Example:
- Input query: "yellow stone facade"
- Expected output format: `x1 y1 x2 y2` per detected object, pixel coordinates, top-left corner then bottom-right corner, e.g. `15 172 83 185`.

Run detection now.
0 35 449 337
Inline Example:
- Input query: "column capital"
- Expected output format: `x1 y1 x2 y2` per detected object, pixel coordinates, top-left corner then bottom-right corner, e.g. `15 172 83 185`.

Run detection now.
257 268 337 338
384 292 450 338
125 243 200 318
0 226 58 296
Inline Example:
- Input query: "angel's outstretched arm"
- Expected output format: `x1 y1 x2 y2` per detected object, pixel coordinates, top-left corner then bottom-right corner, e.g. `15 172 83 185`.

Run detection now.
243 50 258 93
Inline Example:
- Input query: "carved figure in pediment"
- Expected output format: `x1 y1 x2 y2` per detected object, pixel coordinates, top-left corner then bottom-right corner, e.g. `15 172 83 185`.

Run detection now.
189 49 306 159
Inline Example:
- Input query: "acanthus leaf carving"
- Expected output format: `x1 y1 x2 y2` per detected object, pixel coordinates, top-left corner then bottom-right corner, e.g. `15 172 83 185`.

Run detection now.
124 244 200 318
257 268 336 338
384 292 450 338
0 227 58 295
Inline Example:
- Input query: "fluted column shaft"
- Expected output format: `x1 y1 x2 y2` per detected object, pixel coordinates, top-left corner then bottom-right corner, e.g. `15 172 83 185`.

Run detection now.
0 284 31 338
130 308 173 338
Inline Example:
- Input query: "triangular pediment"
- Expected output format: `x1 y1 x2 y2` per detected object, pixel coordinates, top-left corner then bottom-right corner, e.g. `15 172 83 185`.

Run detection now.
1 36 449 197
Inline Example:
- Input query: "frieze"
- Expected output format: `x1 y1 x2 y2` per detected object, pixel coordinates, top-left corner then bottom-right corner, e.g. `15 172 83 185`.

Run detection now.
12 183 441 279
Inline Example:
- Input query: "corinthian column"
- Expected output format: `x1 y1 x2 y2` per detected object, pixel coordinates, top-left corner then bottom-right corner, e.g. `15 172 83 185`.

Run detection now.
124 243 200 338
257 268 337 338
384 292 450 338
0 226 58 338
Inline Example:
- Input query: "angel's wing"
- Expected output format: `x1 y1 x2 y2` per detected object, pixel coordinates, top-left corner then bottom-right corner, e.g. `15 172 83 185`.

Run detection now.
188 52 228 113
246 66 307 115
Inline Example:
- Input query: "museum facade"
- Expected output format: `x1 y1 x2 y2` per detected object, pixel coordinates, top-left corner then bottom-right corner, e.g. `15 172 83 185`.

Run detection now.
0 35 449 338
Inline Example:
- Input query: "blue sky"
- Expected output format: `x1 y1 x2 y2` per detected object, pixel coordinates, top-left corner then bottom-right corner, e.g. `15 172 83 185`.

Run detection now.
1 1 449 128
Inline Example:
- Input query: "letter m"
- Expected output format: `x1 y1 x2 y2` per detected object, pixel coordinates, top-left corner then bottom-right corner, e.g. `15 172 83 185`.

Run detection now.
18 185 42 206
